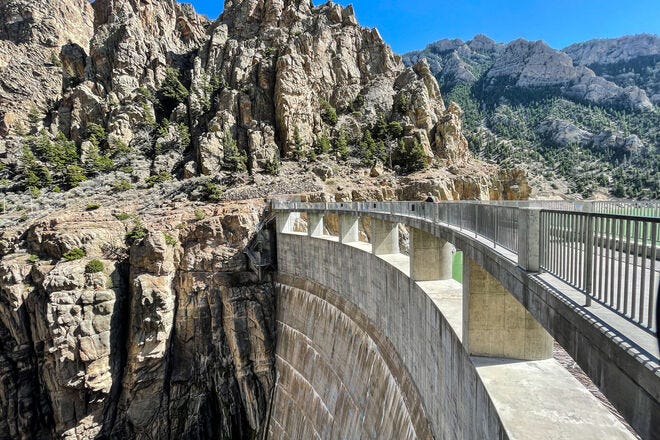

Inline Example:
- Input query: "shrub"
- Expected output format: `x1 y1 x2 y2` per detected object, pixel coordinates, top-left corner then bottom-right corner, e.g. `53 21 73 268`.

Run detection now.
194 209 206 220
113 178 132 192
145 171 172 187
64 165 87 188
160 67 189 104
395 93 411 114
50 52 62 67
86 203 100 211
291 127 304 160
27 254 39 264
333 131 350 160
28 105 42 125
85 123 107 148
263 157 281 175
126 221 147 244
177 123 190 148
85 259 104 273
114 212 131 221
307 149 317 162
350 94 365 112
29 186 41 199
320 99 338 126
164 234 177 246
393 138 428 174
315 134 331 154
201 181 224 202
63 248 85 261
387 121 404 139
223 132 247 172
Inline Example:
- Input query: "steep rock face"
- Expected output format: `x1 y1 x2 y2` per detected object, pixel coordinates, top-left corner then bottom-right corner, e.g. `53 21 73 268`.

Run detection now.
403 34 503 89
563 34 660 68
563 34 660 105
187 0 460 173
485 39 653 111
0 202 276 439
0 0 94 135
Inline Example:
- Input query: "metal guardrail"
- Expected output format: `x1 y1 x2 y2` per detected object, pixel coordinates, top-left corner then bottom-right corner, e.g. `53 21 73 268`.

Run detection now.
540 210 659 331
273 200 660 333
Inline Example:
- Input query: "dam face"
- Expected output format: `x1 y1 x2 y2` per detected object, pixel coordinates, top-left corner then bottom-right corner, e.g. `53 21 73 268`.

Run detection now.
267 232 507 439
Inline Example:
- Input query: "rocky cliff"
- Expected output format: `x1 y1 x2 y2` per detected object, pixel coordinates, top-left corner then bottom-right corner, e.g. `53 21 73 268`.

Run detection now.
0 201 276 439
404 34 659 199
0 0 526 438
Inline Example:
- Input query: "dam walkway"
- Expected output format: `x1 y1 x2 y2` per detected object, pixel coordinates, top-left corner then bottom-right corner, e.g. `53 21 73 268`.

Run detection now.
270 200 659 440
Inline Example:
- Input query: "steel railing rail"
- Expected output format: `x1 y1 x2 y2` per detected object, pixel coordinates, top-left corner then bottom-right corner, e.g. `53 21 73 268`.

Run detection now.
272 200 660 333
540 210 659 332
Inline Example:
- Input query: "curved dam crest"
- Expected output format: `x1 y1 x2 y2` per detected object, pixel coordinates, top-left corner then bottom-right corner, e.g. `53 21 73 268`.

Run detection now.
269 232 508 439
267 202 656 440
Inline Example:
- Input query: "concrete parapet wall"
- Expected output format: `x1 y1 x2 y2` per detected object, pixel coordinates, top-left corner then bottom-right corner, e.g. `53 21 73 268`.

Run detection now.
272 233 508 439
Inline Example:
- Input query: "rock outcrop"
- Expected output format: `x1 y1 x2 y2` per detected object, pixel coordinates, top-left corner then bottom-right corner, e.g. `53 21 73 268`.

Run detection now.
484 39 653 112
0 202 276 439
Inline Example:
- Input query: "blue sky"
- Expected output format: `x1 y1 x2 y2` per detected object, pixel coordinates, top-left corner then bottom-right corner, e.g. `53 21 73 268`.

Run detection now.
191 0 660 53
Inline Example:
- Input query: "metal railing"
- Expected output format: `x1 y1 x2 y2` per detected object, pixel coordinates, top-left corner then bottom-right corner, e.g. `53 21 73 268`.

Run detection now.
540 210 659 332
273 200 660 333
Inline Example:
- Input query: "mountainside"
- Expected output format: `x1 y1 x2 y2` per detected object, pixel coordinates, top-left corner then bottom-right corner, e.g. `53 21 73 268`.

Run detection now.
0 0 528 439
404 34 660 199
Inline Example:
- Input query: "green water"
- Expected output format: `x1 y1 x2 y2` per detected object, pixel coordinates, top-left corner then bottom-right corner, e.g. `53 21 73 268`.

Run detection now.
452 251 463 283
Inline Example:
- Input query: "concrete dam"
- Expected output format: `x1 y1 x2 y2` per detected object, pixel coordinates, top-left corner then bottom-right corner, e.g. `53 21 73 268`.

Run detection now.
264 201 660 440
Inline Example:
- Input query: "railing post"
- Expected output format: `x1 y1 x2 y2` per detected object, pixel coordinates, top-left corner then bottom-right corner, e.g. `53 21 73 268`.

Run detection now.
518 208 541 272
584 214 594 307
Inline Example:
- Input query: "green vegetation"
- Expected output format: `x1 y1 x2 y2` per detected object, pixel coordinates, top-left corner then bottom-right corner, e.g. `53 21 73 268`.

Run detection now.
85 259 104 273
164 233 177 246
85 203 100 211
320 98 338 126
27 254 39 264
160 67 189 105
145 171 173 187
444 77 660 198
333 131 349 160
223 131 247 172
194 209 206 220
393 138 427 174
314 134 331 155
291 127 305 160
126 220 147 244
62 248 85 261
200 180 224 202
113 178 132 192
114 212 132 221
263 157 281 175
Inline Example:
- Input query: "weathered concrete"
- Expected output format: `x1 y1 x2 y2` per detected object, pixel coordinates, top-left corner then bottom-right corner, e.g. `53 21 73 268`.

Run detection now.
339 214 359 244
463 257 553 360
371 219 399 255
270 279 429 439
308 212 324 237
410 227 454 281
274 204 660 439
274 233 508 439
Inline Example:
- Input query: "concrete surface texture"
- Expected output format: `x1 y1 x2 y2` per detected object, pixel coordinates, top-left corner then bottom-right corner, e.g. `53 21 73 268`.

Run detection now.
272 205 659 440
271 213 644 439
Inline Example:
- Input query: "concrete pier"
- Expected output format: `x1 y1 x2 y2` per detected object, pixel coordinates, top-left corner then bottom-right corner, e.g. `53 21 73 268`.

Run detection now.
339 214 359 244
307 212 324 237
410 228 454 281
463 257 553 360
371 219 399 255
